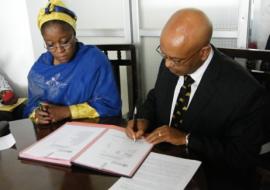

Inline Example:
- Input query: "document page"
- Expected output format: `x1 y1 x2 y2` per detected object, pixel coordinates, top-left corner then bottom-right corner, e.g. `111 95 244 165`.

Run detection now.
73 129 153 176
21 124 106 160
0 133 16 150
109 152 201 190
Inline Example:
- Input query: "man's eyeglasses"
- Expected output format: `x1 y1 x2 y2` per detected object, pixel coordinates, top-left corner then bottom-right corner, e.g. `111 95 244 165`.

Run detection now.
44 35 75 52
155 45 202 65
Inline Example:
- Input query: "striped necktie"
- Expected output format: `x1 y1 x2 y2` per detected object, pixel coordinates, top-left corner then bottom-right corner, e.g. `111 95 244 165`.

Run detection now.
171 75 194 128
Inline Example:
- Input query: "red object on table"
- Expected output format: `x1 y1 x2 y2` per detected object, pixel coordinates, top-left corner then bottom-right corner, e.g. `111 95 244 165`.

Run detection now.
2 90 15 104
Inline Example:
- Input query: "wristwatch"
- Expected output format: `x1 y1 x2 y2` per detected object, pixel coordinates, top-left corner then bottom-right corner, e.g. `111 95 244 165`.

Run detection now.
185 133 190 146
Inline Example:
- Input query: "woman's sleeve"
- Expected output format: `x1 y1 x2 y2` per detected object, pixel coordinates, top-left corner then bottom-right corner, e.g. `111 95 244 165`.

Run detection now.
23 74 40 117
69 102 99 119
87 50 122 117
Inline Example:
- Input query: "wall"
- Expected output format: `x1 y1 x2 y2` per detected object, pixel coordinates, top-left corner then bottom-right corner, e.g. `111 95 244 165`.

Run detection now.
0 0 36 96
250 0 270 49
25 0 47 60
134 0 248 97
0 0 251 102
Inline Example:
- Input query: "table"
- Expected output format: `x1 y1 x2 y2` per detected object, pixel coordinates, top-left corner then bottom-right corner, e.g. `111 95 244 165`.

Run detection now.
0 118 206 190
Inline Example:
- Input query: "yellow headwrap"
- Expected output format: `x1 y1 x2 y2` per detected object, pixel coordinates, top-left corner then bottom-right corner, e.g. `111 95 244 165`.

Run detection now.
37 0 77 31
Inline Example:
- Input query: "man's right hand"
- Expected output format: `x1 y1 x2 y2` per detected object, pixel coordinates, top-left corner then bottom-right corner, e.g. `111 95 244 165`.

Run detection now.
125 119 149 140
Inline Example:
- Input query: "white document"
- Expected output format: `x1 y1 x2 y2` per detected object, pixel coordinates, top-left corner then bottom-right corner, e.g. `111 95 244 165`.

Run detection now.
22 124 106 160
73 129 153 176
109 152 201 190
0 133 16 151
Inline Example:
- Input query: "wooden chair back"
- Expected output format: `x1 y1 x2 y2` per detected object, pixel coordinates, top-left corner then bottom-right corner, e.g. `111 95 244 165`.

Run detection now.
97 44 138 115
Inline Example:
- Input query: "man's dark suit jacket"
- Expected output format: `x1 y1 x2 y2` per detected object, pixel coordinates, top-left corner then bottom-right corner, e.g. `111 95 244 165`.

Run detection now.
138 46 265 189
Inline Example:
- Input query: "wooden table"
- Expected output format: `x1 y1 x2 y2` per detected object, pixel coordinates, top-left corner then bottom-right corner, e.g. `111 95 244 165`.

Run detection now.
0 118 206 190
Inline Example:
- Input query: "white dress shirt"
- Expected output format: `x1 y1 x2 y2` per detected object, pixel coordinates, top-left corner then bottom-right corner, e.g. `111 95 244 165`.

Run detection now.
169 47 214 125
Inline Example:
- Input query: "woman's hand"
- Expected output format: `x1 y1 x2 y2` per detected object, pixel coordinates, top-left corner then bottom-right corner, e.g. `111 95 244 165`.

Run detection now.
34 108 51 124
34 104 71 124
46 105 71 123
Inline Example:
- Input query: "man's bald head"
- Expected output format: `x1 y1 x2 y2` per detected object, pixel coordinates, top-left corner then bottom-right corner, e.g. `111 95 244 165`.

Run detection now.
160 8 213 55
159 8 213 76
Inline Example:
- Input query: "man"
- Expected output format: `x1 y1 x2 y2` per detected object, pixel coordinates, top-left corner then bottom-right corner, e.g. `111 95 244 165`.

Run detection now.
125 8 265 189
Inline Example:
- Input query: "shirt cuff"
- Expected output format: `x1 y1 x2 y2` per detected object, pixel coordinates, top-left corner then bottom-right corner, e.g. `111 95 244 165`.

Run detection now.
69 103 99 119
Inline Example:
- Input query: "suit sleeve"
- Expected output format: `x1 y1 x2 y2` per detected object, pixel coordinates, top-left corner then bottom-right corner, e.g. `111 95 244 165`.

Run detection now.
188 87 265 170
137 61 165 124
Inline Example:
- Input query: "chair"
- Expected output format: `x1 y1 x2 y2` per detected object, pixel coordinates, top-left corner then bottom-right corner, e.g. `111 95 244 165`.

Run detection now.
218 48 270 88
218 47 270 189
96 44 138 116
218 48 270 139
260 35 270 72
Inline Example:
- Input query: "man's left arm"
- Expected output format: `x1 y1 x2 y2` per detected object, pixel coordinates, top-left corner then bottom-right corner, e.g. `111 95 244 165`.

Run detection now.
188 90 265 169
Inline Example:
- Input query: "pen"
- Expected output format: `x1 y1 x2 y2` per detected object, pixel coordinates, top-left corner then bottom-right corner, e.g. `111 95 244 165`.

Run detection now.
132 106 137 142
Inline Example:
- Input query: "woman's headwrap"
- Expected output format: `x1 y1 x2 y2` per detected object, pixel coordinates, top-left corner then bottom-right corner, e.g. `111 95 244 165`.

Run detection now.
37 0 77 31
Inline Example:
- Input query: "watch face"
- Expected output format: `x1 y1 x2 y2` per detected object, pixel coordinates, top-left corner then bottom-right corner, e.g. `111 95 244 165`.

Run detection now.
185 133 190 145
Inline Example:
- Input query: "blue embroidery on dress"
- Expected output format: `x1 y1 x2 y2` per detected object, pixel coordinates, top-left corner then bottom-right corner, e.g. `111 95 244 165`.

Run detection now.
45 73 68 98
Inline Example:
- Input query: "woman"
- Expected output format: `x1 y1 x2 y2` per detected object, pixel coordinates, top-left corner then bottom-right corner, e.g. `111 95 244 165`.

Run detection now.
23 0 121 124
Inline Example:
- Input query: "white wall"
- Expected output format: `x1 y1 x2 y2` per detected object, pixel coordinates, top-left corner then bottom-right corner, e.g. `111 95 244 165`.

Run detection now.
134 0 249 97
0 0 254 102
250 0 270 49
5 0 131 114
0 0 36 96
25 0 47 60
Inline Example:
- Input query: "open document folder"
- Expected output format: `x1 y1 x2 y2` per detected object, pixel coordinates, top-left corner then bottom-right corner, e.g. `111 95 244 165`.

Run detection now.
19 122 153 177
110 152 201 190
